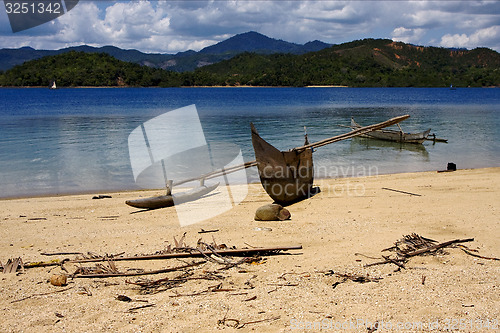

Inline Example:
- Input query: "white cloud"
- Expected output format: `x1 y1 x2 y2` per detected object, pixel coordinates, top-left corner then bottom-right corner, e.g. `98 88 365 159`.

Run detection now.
440 25 500 50
391 27 426 44
0 0 499 53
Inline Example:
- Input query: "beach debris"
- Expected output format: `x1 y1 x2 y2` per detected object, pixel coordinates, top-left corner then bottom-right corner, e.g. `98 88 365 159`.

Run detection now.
198 228 219 234
362 233 474 269
116 294 133 302
116 294 148 303
11 286 73 303
50 274 68 286
254 227 272 231
127 304 156 313
381 187 421 197
92 195 112 199
218 309 280 329
74 260 205 278
41 251 84 256
66 235 301 279
438 162 457 173
254 204 291 221
1 257 24 274
77 286 92 296
325 270 382 284
456 245 500 261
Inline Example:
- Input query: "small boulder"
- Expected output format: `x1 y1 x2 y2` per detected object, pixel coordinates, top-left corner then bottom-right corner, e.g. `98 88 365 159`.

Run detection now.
254 204 291 221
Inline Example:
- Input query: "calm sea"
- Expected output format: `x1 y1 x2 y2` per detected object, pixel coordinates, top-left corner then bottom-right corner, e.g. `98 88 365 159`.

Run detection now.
0 87 499 198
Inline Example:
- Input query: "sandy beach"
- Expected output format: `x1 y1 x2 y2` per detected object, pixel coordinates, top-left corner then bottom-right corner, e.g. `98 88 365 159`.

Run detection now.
0 168 498 332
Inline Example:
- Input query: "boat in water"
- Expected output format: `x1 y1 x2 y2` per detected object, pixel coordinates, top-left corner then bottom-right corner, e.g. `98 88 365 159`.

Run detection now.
350 118 431 144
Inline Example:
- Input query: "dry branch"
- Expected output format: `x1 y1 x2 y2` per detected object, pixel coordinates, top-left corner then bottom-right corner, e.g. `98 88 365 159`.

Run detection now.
73 260 206 278
364 235 474 268
67 245 302 264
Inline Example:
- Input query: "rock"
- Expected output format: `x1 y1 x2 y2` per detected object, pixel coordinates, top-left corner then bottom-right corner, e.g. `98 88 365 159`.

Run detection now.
50 274 67 286
254 204 291 221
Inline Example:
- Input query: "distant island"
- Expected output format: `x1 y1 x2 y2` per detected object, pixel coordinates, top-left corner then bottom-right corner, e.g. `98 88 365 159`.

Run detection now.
0 33 499 88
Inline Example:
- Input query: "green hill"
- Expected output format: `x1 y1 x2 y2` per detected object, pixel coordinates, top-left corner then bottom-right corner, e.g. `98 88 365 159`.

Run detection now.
0 51 182 87
190 39 500 87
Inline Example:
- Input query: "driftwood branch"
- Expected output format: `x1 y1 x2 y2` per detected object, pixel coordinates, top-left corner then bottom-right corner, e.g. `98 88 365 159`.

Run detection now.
20 245 301 270
67 245 302 264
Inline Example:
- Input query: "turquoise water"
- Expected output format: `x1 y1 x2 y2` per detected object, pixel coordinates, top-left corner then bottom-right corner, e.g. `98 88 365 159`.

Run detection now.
0 87 499 198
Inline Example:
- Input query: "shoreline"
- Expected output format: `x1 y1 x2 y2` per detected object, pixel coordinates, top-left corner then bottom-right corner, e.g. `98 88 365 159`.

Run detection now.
1 166 497 201
1 167 499 332
2 85 499 89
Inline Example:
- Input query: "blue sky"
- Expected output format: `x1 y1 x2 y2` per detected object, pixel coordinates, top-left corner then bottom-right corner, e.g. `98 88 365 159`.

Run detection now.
1 0 499 53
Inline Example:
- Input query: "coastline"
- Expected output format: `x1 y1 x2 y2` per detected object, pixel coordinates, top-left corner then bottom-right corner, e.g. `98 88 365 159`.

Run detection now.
0 167 492 201
1 167 499 332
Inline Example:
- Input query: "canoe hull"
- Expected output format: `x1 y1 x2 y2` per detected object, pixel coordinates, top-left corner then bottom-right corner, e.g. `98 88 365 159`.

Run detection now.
125 183 219 209
351 119 430 144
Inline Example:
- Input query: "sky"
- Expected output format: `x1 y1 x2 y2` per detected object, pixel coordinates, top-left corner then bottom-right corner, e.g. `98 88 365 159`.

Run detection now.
1 0 499 54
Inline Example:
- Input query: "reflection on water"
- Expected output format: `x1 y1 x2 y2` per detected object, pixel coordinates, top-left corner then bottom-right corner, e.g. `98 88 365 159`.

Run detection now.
350 137 430 159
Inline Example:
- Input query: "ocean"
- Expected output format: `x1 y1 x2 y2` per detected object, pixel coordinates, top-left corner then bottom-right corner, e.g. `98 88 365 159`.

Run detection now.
0 87 499 198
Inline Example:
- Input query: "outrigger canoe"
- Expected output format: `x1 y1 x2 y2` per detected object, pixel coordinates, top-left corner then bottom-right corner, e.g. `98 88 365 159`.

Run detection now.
126 115 411 209
351 118 431 144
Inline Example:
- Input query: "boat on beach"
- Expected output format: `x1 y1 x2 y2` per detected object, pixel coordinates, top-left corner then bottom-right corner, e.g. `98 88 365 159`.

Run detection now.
126 114 410 209
350 118 431 144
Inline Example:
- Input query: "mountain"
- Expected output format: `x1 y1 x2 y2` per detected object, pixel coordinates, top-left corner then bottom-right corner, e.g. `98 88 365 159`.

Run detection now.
0 31 332 72
199 31 325 54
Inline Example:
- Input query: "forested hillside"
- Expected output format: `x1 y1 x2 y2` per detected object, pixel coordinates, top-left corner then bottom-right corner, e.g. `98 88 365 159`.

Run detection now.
190 39 500 87
0 51 182 87
1 39 499 88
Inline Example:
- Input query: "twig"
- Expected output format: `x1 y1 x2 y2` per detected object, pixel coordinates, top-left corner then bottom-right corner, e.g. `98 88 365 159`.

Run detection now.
11 286 74 303
382 187 421 196
458 247 499 261
41 252 83 256
237 316 281 329
382 255 406 269
198 229 219 234
403 238 474 257
127 304 155 312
